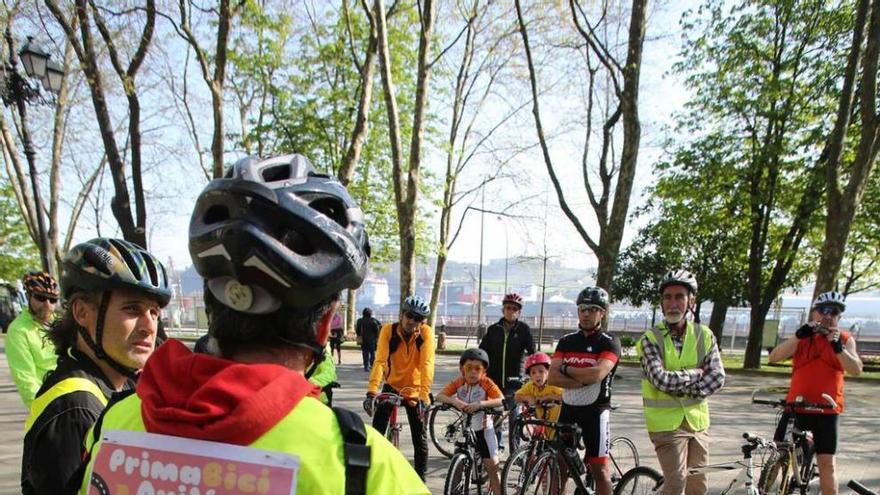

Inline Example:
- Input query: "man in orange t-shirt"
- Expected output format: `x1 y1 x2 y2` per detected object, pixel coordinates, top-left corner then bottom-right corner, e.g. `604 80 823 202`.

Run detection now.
769 291 863 495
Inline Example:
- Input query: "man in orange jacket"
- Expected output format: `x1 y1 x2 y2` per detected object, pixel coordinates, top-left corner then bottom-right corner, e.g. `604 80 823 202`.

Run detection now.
365 294 435 479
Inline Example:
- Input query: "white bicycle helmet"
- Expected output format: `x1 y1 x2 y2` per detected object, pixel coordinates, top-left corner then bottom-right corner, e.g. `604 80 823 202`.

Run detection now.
812 291 846 312
658 269 698 295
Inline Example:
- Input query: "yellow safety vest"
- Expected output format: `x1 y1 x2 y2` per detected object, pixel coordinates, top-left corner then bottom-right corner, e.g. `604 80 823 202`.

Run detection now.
637 321 713 433
79 392 429 494
25 377 107 432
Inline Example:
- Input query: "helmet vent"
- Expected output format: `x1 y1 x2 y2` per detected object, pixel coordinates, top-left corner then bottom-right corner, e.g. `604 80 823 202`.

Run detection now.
282 229 316 256
203 205 230 225
109 238 142 280
309 197 347 227
261 164 292 183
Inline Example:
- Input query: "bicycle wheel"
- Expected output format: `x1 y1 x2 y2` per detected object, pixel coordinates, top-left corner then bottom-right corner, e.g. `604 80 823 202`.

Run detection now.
612 466 663 495
445 452 475 495
609 436 640 484
758 449 790 495
431 404 464 458
501 445 533 495
521 451 563 495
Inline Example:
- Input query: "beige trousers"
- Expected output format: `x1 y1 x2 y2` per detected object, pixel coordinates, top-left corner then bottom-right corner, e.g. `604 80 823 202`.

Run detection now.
649 420 709 495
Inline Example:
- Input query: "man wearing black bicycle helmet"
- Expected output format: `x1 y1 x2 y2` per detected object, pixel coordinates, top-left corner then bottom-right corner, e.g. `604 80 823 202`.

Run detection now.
637 269 725 495
548 286 621 495
22 238 170 495
769 290 862 495
74 154 426 495
366 293 436 480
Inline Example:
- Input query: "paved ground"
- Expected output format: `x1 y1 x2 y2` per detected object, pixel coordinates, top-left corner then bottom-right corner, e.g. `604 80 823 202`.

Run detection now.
0 344 877 494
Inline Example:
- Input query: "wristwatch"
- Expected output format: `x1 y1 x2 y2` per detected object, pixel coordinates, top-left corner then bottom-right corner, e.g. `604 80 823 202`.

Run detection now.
560 364 570 377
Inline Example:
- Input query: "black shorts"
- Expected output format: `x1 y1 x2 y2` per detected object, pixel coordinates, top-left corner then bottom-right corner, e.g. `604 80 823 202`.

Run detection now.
329 337 343 350
558 404 610 463
794 413 838 455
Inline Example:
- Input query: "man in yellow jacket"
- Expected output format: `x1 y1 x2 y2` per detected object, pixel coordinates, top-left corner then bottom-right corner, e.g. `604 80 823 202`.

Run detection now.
6 271 58 407
637 269 725 495
365 294 435 480
76 154 428 495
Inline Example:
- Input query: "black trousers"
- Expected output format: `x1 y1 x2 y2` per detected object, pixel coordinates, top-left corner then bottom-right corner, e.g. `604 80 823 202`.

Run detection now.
371 384 428 479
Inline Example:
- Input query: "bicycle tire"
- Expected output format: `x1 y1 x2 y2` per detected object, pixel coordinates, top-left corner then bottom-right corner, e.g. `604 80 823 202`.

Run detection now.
431 404 464 459
795 439 818 495
758 449 790 495
445 452 475 495
521 451 563 495
501 445 533 495
609 436 640 484
612 466 663 495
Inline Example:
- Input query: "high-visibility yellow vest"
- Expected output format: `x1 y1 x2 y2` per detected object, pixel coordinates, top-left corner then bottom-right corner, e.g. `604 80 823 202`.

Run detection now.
25 377 107 432
637 321 713 433
79 392 428 494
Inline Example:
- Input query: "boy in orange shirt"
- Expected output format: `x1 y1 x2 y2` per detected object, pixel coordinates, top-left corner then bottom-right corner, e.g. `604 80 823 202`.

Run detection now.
437 348 504 494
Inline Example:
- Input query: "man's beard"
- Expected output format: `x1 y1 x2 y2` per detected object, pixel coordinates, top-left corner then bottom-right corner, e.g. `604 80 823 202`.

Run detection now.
664 312 684 325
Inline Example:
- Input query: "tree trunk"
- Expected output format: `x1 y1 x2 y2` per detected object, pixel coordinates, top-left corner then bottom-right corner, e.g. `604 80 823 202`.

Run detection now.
708 301 728 348
744 303 770 369
428 251 448 329
346 289 357 337
339 27 377 185
813 0 880 295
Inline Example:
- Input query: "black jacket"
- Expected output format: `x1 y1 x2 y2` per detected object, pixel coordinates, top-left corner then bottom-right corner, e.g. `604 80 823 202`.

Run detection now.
21 348 127 495
479 318 535 391
356 316 382 347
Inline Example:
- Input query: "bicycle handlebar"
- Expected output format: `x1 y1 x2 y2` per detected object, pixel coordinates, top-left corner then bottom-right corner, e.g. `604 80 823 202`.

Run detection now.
848 480 878 495
750 390 838 411
741 432 774 448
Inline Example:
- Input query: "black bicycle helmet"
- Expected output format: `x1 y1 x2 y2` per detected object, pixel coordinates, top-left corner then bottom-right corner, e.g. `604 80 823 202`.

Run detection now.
658 269 698 295
61 238 171 377
402 294 430 317
61 238 171 305
459 347 490 368
189 154 371 314
577 286 609 310
22 271 59 299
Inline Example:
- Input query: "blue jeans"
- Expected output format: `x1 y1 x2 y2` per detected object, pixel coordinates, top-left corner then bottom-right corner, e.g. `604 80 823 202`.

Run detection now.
495 389 519 452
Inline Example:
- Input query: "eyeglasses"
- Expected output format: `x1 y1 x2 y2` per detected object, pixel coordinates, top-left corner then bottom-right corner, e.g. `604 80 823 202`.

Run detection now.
817 306 841 317
33 294 58 304
405 311 425 322
577 304 602 313
462 363 484 373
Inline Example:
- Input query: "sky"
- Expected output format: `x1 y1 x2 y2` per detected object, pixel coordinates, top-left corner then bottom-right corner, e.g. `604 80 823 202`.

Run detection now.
38 1 693 275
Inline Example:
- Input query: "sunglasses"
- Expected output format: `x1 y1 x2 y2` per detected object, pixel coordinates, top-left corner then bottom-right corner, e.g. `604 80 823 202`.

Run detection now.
817 306 841 317
405 311 425 322
33 294 58 304
577 304 602 313
503 305 521 312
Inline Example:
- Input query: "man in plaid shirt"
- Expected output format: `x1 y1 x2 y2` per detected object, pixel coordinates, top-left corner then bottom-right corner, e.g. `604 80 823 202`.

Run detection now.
637 270 725 495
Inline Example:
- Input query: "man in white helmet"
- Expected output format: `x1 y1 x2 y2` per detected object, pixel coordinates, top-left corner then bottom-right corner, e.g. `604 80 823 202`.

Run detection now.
769 291 862 495
636 269 725 495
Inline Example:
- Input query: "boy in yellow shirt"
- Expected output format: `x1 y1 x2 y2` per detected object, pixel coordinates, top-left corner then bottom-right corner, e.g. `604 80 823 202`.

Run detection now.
515 352 563 425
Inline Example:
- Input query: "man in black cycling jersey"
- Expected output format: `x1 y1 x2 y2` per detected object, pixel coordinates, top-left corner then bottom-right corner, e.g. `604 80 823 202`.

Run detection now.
549 286 620 495
479 292 535 452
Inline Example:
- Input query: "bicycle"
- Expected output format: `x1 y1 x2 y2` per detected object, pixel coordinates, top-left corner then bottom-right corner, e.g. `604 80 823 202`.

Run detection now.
444 407 506 495
500 400 562 495
430 400 513 459
505 404 639 495
613 432 774 495
751 390 837 495
367 386 421 448
848 480 878 495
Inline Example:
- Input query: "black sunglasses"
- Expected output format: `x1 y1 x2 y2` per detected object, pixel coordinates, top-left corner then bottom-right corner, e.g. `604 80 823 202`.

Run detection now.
33 294 58 303
405 311 425 322
817 306 841 316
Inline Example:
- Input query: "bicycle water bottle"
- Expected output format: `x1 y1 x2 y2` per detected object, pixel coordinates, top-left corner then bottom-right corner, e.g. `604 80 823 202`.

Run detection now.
564 447 586 476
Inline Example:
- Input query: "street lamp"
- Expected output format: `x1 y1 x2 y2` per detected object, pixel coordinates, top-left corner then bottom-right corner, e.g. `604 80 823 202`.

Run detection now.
1 30 65 274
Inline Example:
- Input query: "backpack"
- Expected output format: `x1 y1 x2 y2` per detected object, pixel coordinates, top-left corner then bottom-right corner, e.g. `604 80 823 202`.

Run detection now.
387 322 424 354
